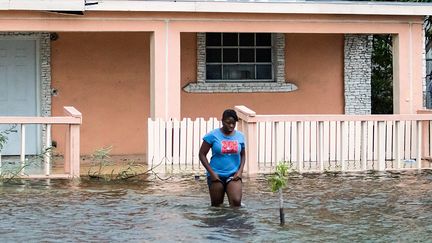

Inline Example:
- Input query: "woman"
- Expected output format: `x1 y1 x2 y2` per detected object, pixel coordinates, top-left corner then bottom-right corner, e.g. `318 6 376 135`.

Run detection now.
199 109 246 207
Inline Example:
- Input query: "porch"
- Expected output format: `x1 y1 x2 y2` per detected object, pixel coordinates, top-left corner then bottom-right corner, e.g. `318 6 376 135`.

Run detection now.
0 1 430 174
0 106 81 179
2 105 432 178
148 106 432 175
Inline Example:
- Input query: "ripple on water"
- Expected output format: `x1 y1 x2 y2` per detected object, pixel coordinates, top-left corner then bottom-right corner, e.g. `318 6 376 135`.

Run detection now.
0 171 431 241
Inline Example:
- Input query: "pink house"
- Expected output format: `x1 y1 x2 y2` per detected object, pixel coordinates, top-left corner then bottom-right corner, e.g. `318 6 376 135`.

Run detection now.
0 0 430 161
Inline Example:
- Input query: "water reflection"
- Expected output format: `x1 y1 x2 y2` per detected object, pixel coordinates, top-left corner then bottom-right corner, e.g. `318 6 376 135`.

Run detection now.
184 206 256 241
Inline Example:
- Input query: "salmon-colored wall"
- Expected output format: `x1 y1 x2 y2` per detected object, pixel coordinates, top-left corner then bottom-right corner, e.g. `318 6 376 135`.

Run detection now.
181 33 344 119
51 32 150 155
3 10 422 156
51 32 343 156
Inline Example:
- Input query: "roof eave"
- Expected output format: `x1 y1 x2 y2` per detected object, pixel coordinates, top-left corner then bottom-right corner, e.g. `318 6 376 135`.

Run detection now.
0 0 84 11
85 1 432 16
0 0 430 16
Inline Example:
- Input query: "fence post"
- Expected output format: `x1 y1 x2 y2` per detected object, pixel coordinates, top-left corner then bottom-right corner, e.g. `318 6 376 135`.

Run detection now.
395 120 403 170
417 120 422 169
246 122 258 175
65 124 70 174
20 124 26 175
234 106 258 175
377 121 386 171
421 120 429 160
297 121 303 173
360 121 367 171
318 121 324 172
64 107 82 178
44 124 51 176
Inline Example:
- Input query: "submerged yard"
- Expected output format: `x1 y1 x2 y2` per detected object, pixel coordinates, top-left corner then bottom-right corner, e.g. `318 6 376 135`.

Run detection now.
0 170 431 242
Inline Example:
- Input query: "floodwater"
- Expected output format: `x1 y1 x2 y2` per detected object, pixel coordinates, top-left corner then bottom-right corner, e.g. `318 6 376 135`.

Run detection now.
0 171 431 242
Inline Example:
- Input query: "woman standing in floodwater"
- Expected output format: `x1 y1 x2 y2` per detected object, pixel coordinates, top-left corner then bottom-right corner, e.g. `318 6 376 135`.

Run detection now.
199 109 246 207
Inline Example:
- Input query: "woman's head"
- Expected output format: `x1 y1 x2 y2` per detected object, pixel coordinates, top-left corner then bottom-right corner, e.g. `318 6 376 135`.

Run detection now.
221 109 238 134
222 109 239 122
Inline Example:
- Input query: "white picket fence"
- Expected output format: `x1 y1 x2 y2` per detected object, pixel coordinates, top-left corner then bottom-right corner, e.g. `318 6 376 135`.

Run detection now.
148 113 432 174
254 120 432 173
147 118 220 173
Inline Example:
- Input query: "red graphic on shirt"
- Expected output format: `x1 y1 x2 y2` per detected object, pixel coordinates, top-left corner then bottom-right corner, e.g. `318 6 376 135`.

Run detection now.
222 140 239 154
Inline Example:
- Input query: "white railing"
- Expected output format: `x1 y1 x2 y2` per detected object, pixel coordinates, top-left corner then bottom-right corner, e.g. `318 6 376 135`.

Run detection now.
147 106 432 175
148 117 220 173
0 107 82 179
235 105 432 174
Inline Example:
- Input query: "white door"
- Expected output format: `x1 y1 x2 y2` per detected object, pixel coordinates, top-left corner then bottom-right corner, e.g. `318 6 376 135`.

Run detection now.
0 40 38 155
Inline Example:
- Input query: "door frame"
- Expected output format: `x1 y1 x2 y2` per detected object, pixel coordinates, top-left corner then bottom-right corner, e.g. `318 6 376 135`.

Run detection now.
0 32 52 153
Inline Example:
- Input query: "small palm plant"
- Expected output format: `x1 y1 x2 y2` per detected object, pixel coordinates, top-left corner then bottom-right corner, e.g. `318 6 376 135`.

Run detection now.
268 162 289 225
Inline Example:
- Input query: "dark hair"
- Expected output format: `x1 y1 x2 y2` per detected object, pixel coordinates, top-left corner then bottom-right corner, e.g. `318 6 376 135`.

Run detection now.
222 109 239 122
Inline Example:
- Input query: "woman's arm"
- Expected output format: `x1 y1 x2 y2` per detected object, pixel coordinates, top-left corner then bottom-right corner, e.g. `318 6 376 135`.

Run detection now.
233 148 246 180
199 141 220 182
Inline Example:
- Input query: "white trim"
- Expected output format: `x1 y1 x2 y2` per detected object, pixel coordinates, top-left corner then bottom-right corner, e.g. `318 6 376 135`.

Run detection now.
409 23 413 113
0 16 422 26
0 0 84 11
85 1 431 16
165 19 169 120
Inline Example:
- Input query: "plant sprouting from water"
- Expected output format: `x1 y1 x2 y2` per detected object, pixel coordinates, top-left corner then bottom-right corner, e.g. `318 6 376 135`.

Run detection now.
0 125 17 152
0 125 26 182
88 146 113 179
268 161 290 226
0 132 6 152
0 146 55 183
269 162 289 192
0 160 31 182
88 146 145 180
87 146 174 181
115 159 143 180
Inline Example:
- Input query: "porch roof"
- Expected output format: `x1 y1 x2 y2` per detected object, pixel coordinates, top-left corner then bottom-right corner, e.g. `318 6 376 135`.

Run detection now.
0 0 431 16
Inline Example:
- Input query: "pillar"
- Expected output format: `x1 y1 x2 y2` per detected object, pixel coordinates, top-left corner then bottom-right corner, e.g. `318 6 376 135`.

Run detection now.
393 23 424 114
150 21 181 120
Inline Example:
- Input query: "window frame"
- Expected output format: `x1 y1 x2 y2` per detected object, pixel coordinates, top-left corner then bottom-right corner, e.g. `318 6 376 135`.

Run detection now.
183 32 298 93
205 32 274 82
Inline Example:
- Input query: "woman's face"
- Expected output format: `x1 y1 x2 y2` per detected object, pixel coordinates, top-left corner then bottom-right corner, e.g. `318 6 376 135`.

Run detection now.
222 116 236 134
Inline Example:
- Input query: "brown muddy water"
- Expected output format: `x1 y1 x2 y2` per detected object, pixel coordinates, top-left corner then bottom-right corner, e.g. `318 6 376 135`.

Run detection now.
0 170 431 242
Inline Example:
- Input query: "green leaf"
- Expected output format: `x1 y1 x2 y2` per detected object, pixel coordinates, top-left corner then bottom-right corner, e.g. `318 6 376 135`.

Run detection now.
268 162 290 192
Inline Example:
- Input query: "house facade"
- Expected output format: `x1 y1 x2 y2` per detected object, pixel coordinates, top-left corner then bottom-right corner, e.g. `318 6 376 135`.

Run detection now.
0 0 429 157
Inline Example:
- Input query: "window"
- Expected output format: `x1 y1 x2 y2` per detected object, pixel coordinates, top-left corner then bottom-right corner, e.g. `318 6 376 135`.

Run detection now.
183 32 298 93
205 33 273 82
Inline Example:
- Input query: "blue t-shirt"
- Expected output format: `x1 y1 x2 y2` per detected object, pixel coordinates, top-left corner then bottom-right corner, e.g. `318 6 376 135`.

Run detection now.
203 128 245 177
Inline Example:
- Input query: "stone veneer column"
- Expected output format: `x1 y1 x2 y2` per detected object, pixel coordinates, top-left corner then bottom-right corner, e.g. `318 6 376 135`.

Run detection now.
196 32 206 83
344 34 372 115
40 33 52 118
422 22 428 108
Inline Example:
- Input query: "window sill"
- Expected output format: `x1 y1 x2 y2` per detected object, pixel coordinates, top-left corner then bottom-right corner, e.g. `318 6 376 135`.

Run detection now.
183 82 298 93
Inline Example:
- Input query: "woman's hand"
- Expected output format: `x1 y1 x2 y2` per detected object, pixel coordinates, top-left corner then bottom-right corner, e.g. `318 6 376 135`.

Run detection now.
210 173 222 183
232 171 242 181
232 148 246 181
